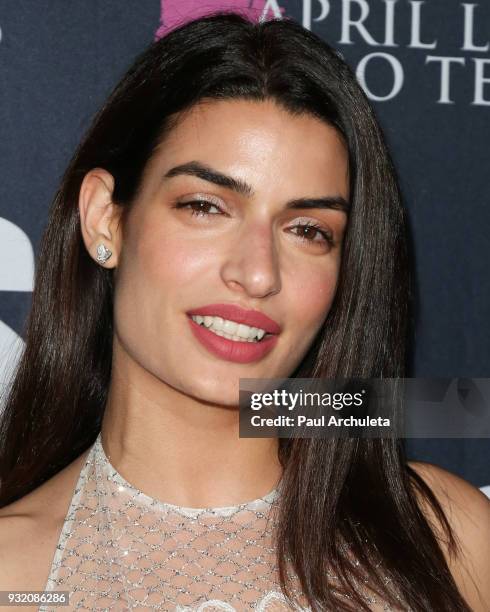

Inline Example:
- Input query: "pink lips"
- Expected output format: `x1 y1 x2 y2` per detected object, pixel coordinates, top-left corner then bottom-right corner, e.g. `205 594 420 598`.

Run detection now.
186 303 281 364
187 303 281 334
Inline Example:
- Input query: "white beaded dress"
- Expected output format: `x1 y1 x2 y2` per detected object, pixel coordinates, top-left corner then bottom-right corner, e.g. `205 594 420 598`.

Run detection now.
40 433 407 611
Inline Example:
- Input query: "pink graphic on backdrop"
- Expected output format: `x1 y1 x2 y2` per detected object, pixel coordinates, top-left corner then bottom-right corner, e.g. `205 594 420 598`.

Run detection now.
155 1 287 40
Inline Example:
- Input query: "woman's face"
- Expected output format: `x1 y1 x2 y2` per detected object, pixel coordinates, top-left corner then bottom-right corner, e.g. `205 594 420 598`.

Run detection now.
112 98 349 404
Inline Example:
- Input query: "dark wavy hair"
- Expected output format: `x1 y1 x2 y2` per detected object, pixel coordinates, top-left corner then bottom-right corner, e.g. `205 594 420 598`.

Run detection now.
0 12 471 611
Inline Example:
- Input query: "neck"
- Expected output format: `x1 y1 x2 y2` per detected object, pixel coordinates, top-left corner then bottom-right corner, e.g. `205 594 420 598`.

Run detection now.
100 341 283 509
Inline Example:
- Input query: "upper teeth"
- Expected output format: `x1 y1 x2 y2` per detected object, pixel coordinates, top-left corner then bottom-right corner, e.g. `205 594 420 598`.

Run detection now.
191 315 267 341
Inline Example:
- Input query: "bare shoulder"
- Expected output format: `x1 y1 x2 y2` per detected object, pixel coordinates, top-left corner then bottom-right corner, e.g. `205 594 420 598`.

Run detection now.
407 460 490 612
0 448 91 596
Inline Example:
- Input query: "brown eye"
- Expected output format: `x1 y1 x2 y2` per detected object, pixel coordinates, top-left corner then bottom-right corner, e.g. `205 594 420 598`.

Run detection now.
289 222 334 247
176 200 222 217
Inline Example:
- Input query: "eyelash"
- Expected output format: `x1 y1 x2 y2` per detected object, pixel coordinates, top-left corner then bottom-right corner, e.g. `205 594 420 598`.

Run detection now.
175 200 335 247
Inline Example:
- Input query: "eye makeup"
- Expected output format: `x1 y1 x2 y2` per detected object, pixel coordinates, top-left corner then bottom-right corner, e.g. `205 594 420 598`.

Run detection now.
173 196 337 251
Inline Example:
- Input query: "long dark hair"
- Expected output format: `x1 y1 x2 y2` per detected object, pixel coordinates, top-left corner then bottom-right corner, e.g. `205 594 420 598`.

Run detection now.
0 13 471 611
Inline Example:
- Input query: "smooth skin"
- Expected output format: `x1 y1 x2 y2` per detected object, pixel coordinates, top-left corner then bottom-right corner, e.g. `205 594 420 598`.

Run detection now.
0 100 488 611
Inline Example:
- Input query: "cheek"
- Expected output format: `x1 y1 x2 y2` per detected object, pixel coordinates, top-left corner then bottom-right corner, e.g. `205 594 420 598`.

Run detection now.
287 262 339 327
134 223 218 290
113 222 222 364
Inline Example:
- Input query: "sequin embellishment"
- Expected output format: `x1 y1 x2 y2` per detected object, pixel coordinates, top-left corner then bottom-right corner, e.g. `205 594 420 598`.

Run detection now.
40 434 406 611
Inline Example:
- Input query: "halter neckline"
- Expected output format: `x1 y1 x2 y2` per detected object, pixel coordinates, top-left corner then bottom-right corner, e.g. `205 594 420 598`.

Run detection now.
94 432 281 517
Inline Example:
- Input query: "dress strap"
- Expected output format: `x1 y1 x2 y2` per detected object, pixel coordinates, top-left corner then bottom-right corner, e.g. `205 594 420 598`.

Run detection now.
40 436 98 604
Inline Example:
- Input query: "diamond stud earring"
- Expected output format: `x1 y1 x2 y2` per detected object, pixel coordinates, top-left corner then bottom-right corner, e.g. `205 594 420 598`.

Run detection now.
96 243 112 264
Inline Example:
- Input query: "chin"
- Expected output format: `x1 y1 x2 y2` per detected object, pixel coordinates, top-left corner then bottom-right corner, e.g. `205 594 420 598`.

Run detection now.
177 376 238 406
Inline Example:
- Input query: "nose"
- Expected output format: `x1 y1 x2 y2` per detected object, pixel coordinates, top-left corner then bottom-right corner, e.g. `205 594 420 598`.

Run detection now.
220 220 282 299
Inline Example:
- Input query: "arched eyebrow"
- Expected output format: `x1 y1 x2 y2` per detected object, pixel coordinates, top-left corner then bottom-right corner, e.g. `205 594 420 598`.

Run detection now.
163 161 350 213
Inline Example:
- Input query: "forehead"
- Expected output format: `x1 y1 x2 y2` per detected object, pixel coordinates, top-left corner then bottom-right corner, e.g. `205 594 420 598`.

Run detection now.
149 98 349 197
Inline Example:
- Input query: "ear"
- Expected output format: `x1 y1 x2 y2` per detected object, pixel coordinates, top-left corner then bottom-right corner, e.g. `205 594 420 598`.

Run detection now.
78 168 123 268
